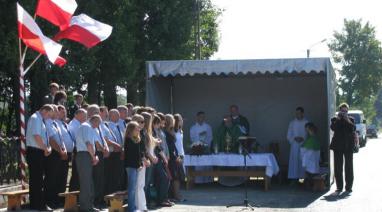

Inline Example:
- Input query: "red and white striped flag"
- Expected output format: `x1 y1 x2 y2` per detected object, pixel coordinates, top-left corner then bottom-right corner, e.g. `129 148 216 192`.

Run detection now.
36 0 77 30
17 3 66 67
54 14 113 48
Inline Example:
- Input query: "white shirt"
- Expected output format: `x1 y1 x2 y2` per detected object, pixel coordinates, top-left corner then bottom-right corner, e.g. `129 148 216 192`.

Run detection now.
108 121 124 146
100 121 114 141
26 112 48 149
93 127 105 148
175 131 185 156
75 122 96 152
68 118 81 142
46 119 64 148
190 122 213 146
100 121 118 152
57 120 75 152
118 119 127 135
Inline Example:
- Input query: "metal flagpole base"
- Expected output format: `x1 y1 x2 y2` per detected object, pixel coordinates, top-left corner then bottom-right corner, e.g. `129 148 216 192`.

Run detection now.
226 199 257 210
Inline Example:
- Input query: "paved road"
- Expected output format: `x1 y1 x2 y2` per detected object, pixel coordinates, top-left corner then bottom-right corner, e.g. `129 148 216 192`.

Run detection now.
155 136 382 212
2 136 381 212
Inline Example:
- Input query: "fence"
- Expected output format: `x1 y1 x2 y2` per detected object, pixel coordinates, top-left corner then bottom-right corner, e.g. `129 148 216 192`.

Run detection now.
0 137 21 185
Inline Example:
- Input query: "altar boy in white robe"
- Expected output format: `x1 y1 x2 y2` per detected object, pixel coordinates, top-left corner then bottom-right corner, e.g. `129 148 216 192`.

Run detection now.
190 111 213 183
286 107 308 183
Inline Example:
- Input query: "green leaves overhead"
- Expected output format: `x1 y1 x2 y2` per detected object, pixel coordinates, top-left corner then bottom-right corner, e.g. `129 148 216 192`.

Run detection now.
0 0 221 118
329 19 382 122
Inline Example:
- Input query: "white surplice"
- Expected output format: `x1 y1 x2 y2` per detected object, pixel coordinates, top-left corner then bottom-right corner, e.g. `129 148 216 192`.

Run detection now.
190 122 213 183
286 118 308 179
190 122 213 145
300 148 320 174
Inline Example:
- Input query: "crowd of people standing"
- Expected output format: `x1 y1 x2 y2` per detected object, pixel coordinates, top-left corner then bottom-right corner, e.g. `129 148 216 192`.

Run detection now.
25 83 357 211
26 83 186 212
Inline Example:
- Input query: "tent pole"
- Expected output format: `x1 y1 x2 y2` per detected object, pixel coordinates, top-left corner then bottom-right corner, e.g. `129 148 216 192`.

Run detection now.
170 77 174 113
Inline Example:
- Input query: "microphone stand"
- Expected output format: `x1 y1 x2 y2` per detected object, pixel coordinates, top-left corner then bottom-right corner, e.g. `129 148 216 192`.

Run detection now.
226 138 257 210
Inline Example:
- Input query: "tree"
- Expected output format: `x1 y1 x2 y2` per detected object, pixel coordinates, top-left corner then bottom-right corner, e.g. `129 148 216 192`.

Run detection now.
126 0 222 104
0 0 222 135
328 19 382 119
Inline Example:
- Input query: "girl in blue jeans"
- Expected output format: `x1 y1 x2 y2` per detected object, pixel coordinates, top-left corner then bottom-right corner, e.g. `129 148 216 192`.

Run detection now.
124 121 149 212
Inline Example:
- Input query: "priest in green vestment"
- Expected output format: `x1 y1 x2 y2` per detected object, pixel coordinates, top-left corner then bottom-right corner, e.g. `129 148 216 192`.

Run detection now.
214 115 244 153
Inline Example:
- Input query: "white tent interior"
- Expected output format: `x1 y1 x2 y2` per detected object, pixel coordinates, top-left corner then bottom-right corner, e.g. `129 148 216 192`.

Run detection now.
146 58 336 174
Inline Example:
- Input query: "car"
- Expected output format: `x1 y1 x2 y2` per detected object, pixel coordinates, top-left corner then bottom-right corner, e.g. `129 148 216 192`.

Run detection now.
348 110 367 147
367 124 378 138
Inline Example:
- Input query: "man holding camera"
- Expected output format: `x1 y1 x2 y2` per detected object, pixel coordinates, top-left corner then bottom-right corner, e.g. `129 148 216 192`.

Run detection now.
330 103 356 195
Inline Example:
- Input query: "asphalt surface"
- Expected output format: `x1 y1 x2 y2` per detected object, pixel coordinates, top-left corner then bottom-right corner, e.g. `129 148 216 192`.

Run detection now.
154 136 382 212
1 136 381 212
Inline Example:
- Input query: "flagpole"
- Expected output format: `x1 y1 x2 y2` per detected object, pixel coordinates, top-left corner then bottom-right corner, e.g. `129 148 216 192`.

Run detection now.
18 39 22 62
18 40 27 196
20 46 28 65
23 54 42 76
19 8 37 65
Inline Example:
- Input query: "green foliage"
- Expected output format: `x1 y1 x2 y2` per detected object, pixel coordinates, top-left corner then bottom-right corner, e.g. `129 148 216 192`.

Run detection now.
329 19 382 121
0 0 221 134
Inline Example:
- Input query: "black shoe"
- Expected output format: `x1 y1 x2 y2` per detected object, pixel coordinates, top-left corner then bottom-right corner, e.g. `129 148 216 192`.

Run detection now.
330 190 342 196
39 205 53 211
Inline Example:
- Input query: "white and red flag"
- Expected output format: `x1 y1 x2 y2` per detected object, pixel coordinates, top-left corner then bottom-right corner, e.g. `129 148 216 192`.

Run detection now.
55 14 113 48
17 3 66 66
36 0 77 30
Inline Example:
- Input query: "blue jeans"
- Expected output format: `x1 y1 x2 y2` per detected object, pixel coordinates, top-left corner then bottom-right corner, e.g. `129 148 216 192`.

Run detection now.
127 168 138 212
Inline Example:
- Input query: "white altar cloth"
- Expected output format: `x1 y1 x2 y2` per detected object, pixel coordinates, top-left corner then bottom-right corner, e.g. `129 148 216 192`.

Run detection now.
184 153 279 177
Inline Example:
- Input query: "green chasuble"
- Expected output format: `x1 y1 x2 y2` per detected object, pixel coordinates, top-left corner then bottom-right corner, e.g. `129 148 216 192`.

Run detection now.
303 135 320 150
213 123 244 153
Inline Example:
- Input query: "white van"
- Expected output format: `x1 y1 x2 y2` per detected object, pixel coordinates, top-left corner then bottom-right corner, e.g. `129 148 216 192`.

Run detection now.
348 110 367 147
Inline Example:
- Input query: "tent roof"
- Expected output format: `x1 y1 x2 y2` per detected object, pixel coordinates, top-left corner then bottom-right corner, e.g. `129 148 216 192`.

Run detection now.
147 58 333 78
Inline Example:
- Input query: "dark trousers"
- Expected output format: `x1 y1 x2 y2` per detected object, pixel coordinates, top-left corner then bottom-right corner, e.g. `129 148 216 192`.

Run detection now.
26 147 46 210
104 152 123 195
120 161 127 191
44 150 62 206
145 166 154 203
154 161 170 203
69 150 80 191
57 153 71 203
93 151 105 205
334 151 354 191
76 152 94 211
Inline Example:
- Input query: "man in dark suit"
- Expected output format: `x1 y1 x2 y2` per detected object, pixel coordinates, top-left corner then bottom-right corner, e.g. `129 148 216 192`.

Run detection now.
229 105 250 136
69 94 84 119
43 83 59 104
330 103 356 195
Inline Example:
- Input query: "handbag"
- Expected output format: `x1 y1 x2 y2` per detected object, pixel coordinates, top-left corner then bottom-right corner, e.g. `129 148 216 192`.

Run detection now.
353 132 360 153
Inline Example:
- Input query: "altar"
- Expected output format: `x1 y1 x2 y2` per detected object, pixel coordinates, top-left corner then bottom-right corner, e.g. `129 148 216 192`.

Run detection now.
184 153 279 191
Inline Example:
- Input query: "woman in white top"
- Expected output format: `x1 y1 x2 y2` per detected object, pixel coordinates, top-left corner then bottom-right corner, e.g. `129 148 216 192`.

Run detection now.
174 114 186 190
174 114 185 158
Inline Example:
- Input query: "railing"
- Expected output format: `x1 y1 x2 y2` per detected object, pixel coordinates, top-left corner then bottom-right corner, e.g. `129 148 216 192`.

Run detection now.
0 137 21 185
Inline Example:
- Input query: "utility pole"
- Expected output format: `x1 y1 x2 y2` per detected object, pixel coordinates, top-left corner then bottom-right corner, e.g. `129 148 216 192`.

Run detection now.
307 39 327 58
195 0 201 60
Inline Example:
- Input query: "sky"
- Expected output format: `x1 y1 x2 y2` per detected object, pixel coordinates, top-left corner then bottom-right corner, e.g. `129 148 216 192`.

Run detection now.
211 0 382 60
